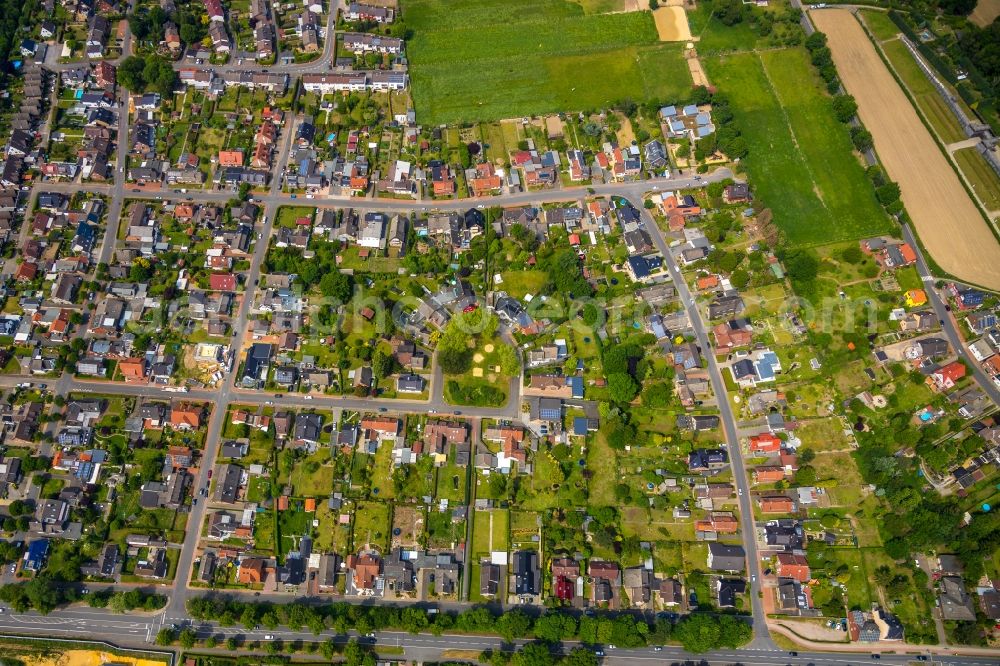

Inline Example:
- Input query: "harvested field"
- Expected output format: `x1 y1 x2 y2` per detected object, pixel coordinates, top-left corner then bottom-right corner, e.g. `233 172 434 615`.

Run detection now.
970 0 1000 27
653 6 692 41
812 9 1000 290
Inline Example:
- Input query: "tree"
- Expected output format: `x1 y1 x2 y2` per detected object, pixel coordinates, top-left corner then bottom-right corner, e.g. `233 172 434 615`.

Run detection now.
372 347 394 379
876 182 901 206
782 249 819 283
544 249 591 299
117 56 146 92
730 268 751 289
939 0 976 14
179 628 197 649
608 372 639 404
496 609 532 642
320 271 353 303
804 30 827 51
225 637 238 651
850 126 873 153
832 94 858 123
343 639 374 666
840 245 863 264
240 604 258 630
400 607 430 633
561 647 597 666
795 464 817 485
438 347 471 375
642 382 671 408
143 54 179 98
673 614 725 653
715 0 745 25
511 642 553 666
533 613 577 643
156 628 176 646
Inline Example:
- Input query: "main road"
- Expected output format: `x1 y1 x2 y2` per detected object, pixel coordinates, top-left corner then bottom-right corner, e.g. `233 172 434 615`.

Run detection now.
1 605 999 666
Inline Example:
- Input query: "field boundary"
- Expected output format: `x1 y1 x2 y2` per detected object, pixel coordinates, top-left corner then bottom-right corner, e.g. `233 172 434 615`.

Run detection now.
811 8 1000 291
0 634 175 665
853 11 1000 244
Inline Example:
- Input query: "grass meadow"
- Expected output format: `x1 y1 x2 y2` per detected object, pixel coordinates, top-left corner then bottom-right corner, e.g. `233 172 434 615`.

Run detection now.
405 0 693 124
705 48 893 246
878 38 967 144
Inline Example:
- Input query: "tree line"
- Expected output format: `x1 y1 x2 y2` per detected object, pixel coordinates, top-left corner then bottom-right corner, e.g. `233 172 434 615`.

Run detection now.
184 597 752 653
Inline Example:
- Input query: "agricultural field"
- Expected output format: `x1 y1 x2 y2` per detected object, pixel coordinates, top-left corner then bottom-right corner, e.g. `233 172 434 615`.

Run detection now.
954 147 1000 212
705 48 892 247
811 8 1000 290
405 0 693 124
686 1 764 53
858 9 899 43
876 38 967 145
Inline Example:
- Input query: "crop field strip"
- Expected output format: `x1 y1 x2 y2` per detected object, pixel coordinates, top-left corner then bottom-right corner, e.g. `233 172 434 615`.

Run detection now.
874 36 967 145
405 0 693 124
705 48 892 247
811 8 1000 291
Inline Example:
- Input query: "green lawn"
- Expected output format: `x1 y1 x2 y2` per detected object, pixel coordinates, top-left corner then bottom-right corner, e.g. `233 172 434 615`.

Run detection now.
288 449 334 497
276 206 316 229
427 510 465 549
807 545 874 610
471 508 509 556
499 271 549 300
705 48 893 246
859 9 899 43
686 1 763 53
406 0 692 124
278 508 313 559
435 452 468 502
353 501 390 552
954 147 1000 211
315 502 352 554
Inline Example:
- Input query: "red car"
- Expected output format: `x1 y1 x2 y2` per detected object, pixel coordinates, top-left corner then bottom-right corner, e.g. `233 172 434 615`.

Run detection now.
207 470 213 479
463 304 478 313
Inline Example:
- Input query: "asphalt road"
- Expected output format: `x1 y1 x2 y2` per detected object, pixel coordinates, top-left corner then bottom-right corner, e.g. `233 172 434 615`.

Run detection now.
1 605 999 666
902 223 1000 404
636 199 772 647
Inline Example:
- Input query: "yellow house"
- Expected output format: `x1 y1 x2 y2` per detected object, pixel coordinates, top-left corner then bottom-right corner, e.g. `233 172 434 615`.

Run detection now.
905 289 928 307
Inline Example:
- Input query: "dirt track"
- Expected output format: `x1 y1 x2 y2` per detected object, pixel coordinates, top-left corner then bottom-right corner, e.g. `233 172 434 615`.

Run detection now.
811 9 1000 291
653 6 692 41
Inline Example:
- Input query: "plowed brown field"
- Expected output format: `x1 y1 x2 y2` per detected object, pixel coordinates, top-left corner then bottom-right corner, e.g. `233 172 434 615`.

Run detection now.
811 9 1000 290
